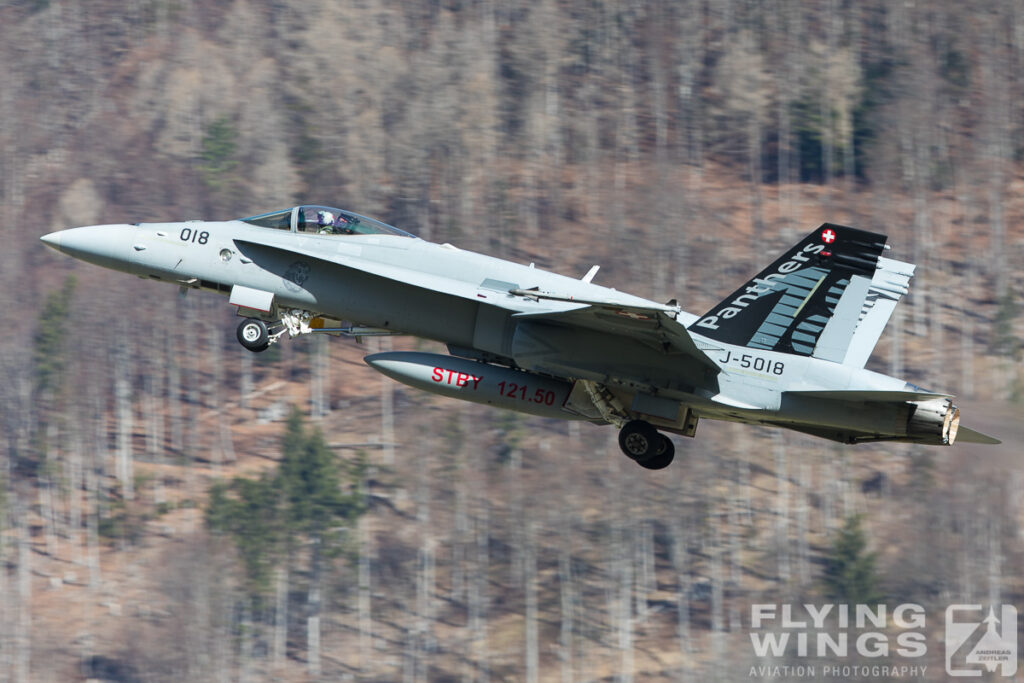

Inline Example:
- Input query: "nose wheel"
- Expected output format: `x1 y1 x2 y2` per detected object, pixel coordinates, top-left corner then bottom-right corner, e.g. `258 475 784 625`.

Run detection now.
237 318 270 352
618 419 675 469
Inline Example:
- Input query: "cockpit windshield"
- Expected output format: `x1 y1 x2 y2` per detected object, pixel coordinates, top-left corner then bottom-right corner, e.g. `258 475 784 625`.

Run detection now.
238 206 415 238
239 208 292 230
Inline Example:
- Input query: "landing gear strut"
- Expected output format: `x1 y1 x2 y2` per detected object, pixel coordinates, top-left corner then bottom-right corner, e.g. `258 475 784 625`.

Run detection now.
618 419 675 470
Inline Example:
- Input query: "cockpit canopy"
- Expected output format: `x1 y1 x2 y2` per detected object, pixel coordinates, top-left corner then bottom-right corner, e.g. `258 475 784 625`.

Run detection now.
238 206 415 238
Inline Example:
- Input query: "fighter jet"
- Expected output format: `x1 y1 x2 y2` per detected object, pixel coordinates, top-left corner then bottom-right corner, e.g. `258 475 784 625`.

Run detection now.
40 205 999 469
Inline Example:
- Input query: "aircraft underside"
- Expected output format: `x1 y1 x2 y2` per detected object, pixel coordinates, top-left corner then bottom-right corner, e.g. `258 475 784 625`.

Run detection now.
228 300 968 471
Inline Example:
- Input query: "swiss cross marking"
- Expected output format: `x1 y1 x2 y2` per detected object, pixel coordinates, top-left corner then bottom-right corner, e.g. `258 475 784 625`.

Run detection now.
821 228 836 244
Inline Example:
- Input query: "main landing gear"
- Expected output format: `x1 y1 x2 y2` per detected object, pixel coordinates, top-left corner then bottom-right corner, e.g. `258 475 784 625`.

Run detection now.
618 419 675 470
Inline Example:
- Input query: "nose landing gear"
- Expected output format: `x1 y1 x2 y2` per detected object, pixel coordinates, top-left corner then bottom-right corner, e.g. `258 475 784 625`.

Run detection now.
618 419 675 470
237 318 270 352
236 309 400 353
235 309 319 353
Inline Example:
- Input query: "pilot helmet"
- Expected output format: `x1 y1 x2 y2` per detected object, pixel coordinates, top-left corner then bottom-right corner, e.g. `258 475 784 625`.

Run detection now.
317 210 335 226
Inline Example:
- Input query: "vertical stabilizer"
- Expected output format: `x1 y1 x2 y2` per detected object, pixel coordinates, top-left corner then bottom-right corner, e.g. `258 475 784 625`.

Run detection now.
689 224 900 363
837 256 915 367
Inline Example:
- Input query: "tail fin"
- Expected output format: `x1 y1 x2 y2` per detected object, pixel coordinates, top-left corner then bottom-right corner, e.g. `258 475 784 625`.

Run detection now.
690 224 909 365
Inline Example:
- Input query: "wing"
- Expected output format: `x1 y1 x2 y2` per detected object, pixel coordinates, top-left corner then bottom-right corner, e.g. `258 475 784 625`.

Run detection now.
234 237 644 316
235 235 719 379
512 297 719 374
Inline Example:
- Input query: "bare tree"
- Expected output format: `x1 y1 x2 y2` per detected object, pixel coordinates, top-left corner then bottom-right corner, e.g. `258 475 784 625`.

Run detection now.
114 327 134 501
671 518 693 682
14 493 30 683
524 519 539 683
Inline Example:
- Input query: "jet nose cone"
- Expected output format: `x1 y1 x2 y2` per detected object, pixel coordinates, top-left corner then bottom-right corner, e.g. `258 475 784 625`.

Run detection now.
40 231 63 253
40 224 138 275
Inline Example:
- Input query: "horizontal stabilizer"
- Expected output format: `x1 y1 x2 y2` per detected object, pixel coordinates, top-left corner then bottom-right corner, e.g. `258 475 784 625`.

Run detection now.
956 427 1002 445
786 389 951 402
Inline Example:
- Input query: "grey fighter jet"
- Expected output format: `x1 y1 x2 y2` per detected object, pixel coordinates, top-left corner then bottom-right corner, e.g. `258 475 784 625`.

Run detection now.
41 205 999 469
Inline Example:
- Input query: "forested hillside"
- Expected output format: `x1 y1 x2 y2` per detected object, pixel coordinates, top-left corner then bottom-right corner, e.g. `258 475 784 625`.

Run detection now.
1 1 1022 680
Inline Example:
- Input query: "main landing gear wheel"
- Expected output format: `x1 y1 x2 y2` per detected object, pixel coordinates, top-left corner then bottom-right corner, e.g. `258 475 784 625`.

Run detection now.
638 435 675 470
237 318 270 352
618 420 676 470
618 420 660 461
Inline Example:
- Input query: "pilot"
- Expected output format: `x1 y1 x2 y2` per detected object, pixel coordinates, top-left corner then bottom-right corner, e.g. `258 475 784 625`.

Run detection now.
316 210 336 234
